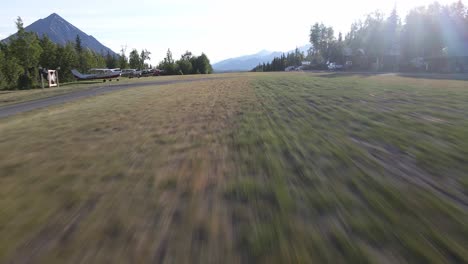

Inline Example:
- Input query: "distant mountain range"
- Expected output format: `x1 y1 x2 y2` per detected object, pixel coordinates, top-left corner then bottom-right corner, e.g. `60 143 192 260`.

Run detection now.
213 44 311 72
2 13 117 56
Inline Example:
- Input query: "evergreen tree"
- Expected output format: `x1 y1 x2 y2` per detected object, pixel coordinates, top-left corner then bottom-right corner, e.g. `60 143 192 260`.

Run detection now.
56 43 79 82
0 46 23 89
105 51 118 69
159 49 178 74
9 17 43 89
75 35 87 72
129 49 141 69
75 35 83 54
39 35 58 70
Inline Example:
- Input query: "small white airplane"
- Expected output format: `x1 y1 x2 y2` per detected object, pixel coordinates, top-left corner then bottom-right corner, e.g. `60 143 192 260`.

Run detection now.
71 68 121 82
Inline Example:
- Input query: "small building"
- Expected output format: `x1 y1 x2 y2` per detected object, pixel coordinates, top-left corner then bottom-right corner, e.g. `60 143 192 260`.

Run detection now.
426 41 468 73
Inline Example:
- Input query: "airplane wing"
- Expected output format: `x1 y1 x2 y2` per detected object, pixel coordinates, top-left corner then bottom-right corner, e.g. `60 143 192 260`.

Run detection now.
72 69 120 81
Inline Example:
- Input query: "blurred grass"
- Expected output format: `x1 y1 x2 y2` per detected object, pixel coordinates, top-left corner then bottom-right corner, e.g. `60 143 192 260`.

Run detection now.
225 72 468 263
0 72 467 263
0 73 241 107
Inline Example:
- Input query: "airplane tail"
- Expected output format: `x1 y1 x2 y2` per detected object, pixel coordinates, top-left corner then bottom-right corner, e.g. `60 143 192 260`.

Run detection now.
71 69 85 80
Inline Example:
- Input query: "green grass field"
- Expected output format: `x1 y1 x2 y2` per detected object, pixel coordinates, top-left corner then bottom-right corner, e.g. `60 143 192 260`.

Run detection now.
0 72 467 263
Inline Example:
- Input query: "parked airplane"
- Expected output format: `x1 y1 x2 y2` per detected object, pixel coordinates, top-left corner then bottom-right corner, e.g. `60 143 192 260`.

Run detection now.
71 68 121 82
120 69 141 78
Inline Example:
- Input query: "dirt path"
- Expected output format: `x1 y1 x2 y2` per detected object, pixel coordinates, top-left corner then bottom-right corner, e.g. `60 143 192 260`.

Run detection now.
0 77 228 119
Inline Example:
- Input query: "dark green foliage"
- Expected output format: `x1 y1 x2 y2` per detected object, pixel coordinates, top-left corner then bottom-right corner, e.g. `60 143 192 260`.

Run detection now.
158 49 178 75
86 49 106 69
120 48 150 70
0 46 23 89
8 17 43 89
129 49 141 69
159 49 213 76
56 43 78 82
0 50 4 87
194 53 213 74
75 35 87 72
177 60 193 75
105 51 118 69
39 35 58 70
4 62 23 89
176 51 193 75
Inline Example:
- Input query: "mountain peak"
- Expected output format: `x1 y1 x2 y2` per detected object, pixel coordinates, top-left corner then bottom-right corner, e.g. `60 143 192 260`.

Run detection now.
2 13 116 56
44 13 64 22
49 13 60 18
257 49 272 56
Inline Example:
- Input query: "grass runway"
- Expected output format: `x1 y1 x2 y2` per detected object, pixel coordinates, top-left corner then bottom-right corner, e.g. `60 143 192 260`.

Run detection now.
0 72 467 263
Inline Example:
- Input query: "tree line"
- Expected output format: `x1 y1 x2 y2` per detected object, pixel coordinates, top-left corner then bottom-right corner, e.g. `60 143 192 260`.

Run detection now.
158 49 213 75
254 0 468 72
0 17 213 90
252 48 305 72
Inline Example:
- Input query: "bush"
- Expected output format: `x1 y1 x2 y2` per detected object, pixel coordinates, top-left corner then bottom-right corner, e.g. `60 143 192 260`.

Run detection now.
17 74 34 90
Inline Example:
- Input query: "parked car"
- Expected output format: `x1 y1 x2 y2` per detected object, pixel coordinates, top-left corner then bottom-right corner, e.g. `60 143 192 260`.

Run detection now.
121 69 141 78
334 64 344 70
328 62 344 71
140 69 163 77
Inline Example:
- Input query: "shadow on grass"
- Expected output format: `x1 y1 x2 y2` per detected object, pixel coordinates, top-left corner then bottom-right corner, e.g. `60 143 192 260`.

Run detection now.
314 71 468 81
314 72 384 78
60 81 103 87
398 73 468 81
0 81 102 92
0 91 17 94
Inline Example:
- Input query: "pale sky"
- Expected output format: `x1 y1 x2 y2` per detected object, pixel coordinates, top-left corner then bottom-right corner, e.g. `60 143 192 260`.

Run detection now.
0 0 460 63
